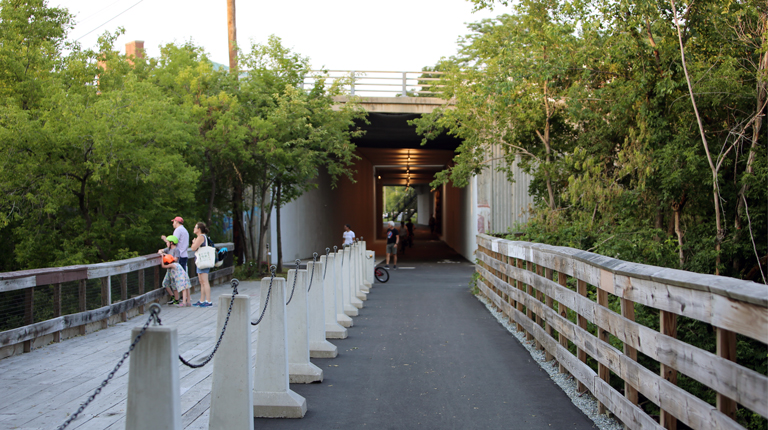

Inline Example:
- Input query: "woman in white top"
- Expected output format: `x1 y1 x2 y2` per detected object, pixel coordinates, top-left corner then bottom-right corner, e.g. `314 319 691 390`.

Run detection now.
342 224 355 246
190 222 212 307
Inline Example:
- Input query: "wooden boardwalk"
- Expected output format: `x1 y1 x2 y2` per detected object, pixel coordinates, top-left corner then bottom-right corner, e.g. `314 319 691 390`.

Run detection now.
0 280 264 430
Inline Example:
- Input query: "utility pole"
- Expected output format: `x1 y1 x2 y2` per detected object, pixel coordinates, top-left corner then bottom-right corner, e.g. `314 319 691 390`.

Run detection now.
227 0 245 266
227 0 237 72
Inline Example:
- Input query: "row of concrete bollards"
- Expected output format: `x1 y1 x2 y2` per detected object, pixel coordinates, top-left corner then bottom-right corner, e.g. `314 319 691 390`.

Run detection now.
124 241 375 430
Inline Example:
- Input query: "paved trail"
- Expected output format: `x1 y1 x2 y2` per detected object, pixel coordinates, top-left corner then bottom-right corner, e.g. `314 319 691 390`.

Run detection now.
0 232 595 429
256 234 596 429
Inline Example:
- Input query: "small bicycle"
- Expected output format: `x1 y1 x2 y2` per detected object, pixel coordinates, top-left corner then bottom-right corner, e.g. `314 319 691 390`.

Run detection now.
374 266 390 283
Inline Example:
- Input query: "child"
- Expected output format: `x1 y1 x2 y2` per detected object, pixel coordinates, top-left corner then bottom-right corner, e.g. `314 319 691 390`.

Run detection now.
159 235 191 306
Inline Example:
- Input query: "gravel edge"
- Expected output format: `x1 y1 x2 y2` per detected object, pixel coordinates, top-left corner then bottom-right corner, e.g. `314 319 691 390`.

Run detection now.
474 293 624 430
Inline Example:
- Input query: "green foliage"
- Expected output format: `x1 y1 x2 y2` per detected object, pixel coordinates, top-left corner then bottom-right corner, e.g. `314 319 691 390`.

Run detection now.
469 271 481 295
422 0 767 427
0 2 364 271
419 0 767 281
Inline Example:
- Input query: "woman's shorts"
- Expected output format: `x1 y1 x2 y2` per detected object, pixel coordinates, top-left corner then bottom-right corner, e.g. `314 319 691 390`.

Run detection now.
197 266 211 274
386 243 397 254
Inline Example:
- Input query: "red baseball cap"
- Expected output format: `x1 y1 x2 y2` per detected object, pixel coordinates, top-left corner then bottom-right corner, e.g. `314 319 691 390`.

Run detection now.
172 216 184 223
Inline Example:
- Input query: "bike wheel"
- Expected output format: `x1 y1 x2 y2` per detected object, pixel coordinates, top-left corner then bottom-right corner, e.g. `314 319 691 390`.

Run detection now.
374 267 389 283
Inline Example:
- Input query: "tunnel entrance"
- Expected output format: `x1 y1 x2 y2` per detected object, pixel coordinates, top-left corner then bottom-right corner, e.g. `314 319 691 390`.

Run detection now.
350 111 462 256
277 103 478 262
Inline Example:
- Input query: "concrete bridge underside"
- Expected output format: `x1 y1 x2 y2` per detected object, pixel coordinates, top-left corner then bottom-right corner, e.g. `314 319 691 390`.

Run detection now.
274 97 477 261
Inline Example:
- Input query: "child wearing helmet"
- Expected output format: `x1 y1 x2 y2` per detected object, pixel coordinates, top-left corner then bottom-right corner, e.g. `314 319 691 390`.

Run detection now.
159 235 191 306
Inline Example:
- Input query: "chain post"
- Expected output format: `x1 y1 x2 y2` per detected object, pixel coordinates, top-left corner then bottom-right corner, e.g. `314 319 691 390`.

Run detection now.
285 260 301 305
178 278 241 368
56 306 161 430
252 266 276 325
307 253 318 292
323 248 330 279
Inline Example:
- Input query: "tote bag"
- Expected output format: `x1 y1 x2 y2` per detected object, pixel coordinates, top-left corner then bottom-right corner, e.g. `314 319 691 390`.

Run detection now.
196 235 216 269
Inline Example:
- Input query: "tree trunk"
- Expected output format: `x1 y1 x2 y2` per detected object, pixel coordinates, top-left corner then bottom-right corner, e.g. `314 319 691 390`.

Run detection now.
256 184 274 275
249 185 257 262
735 45 767 230
654 201 664 242
671 0 723 274
207 173 216 227
206 153 216 226
276 181 283 273
232 180 245 266
672 197 686 268
536 80 556 210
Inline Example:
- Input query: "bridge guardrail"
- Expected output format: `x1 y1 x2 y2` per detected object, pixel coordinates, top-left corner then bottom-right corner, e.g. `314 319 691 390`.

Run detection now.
475 233 767 430
0 243 234 358
303 70 446 97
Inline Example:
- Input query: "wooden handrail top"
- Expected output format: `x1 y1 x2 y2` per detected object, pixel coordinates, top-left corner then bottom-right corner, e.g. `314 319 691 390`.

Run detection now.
477 234 767 308
0 242 234 292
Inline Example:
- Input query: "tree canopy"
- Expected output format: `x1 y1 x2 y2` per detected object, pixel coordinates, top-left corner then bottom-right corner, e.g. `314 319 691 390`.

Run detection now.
0 0 365 271
413 0 767 282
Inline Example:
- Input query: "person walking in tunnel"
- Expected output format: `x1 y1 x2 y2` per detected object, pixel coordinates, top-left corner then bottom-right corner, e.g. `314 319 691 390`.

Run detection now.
399 221 408 256
405 218 414 247
385 221 399 269
342 224 355 247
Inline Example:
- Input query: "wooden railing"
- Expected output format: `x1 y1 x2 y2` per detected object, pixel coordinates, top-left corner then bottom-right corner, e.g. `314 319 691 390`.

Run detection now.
0 243 234 359
303 70 446 97
475 234 767 430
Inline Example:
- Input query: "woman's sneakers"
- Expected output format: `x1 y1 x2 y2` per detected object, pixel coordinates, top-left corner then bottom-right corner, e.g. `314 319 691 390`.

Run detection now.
192 301 213 307
167 298 180 305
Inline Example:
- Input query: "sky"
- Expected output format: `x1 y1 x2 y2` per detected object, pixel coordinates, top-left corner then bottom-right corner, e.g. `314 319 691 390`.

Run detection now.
52 0 506 72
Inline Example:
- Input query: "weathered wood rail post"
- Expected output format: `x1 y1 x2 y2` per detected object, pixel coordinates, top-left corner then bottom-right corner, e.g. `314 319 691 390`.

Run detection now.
474 233 767 430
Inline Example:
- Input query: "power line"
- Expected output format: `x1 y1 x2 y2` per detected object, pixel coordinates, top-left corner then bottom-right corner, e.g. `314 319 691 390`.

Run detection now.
75 0 126 25
74 0 146 42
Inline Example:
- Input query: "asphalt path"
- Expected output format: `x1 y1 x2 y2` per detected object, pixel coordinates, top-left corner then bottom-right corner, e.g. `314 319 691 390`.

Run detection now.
255 236 596 429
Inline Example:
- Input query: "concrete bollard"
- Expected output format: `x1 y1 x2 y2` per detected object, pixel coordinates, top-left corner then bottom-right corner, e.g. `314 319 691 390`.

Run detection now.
353 243 368 300
365 249 375 286
286 269 323 384
209 294 253 430
338 249 359 316
356 243 370 295
361 241 372 290
253 277 307 418
307 260 338 357
321 254 349 337
331 252 354 327
125 326 181 430
346 247 363 309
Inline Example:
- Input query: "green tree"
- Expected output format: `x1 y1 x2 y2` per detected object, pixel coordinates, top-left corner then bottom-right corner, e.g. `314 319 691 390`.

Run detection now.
0 0 199 269
238 36 365 272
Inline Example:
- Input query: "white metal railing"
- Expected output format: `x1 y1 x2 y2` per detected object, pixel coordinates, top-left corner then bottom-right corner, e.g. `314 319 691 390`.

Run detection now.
303 70 446 97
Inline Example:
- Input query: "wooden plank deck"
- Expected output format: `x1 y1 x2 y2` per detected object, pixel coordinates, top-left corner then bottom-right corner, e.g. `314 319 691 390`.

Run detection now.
0 280 263 430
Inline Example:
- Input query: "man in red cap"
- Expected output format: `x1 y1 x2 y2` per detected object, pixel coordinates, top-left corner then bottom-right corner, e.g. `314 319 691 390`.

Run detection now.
161 216 190 272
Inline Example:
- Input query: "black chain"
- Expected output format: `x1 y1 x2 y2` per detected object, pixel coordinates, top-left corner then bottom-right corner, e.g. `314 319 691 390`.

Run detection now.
322 248 330 280
285 259 301 305
252 265 276 325
56 304 162 430
179 279 240 368
306 253 318 292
